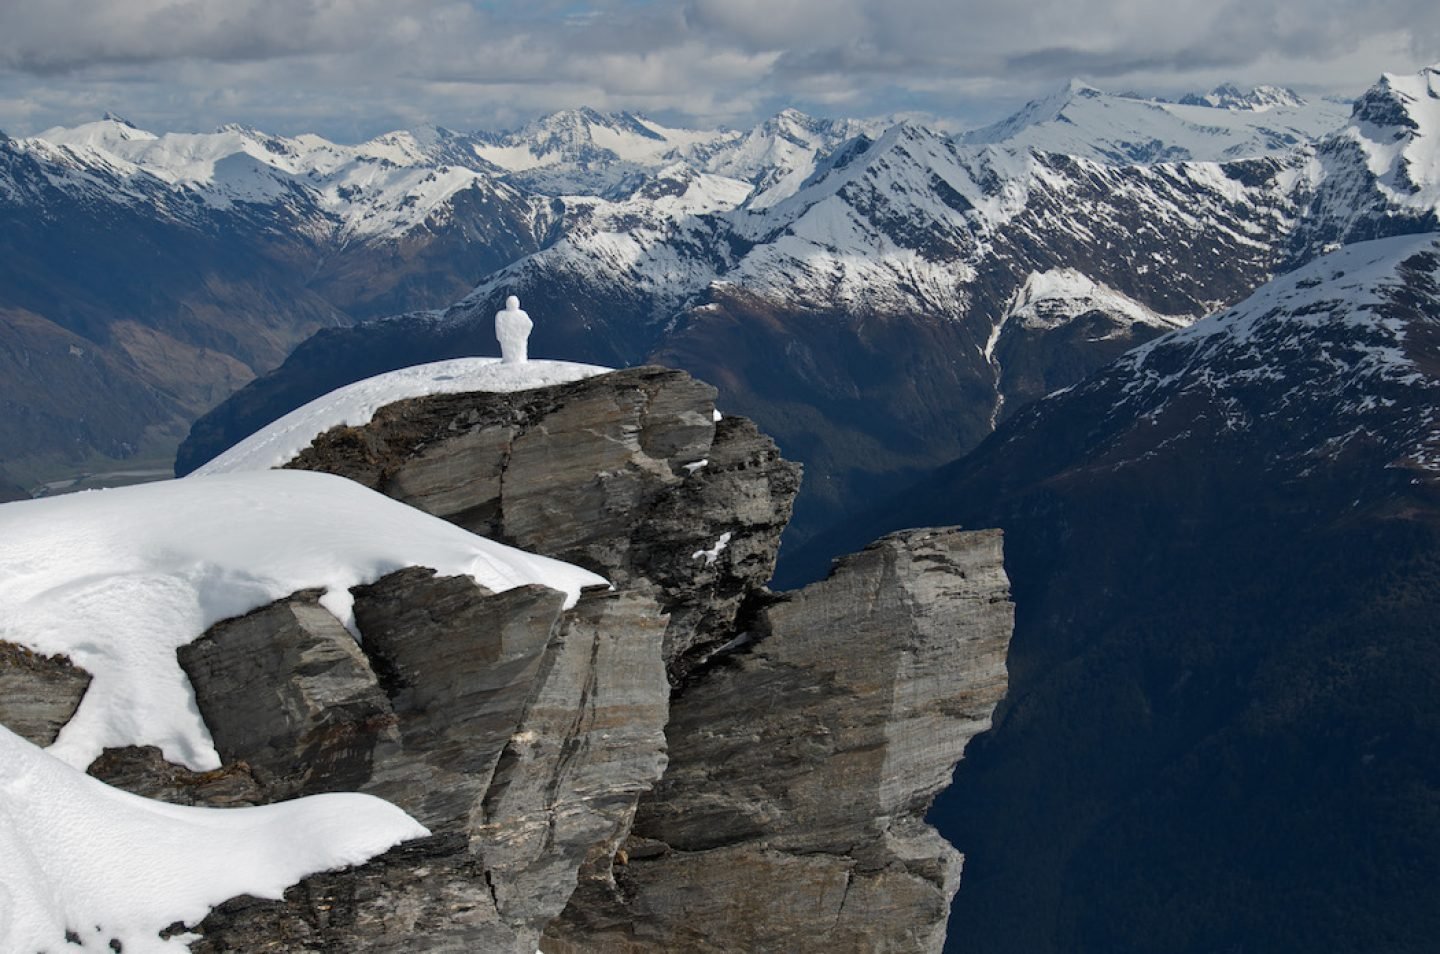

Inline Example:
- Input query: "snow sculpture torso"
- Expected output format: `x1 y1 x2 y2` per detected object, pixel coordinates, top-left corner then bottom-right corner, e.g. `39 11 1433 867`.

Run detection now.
495 295 533 364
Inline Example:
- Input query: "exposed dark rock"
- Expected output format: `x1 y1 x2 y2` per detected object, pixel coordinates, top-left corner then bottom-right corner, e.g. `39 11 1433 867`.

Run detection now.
0 640 91 745
286 366 801 680
56 369 1008 953
476 588 669 933
178 589 397 801
86 746 263 806
0 466 28 502
544 527 1012 953
351 571 566 832
262 370 1010 951
179 571 671 952
190 834 523 954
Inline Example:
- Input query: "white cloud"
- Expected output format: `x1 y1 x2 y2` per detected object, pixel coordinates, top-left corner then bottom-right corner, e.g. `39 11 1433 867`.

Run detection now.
0 0 1435 137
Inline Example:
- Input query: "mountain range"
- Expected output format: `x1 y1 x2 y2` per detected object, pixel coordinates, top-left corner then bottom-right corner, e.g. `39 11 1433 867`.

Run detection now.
7 60 1440 953
796 230 1440 952
178 66 1440 555
0 77 1369 500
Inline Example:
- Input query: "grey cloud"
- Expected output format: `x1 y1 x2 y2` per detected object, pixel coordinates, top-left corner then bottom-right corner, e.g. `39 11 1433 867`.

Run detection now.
0 0 460 73
0 0 1436 138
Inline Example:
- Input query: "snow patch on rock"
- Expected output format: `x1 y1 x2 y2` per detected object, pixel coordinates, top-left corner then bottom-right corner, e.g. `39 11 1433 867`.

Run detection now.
0 470 608 771
194 357 609 475
0 723 426 954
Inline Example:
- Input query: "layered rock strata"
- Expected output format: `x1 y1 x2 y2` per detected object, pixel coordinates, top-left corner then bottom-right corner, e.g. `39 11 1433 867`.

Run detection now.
544 527 1012 953
102 572 669 952
284 365 802 682
0 640 91 745
279 367 1012 952
10 367 1011 952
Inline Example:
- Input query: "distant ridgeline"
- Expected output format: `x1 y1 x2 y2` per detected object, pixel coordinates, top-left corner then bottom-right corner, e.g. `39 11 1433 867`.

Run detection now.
171 66 1439 563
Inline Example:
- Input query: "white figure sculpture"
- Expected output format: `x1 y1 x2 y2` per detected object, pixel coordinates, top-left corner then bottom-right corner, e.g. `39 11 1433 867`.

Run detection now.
495 295 533 364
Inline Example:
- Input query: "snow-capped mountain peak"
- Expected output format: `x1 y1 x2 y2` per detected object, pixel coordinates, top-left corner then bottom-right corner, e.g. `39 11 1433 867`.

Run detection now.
961 79 1348 164
471 107 729 172
8 117 542 238
1316 62 1440 230
1110 233 1440 471
1178 83 1307 111
36 116 161 150
695 108 872 209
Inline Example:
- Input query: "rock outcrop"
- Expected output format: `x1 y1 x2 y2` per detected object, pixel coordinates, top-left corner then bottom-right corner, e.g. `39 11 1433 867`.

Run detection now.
277 367 1012 951
87 569 669 953
19 366 1010 952
0 640 91 745
284 365 802 681
544 527 1012 953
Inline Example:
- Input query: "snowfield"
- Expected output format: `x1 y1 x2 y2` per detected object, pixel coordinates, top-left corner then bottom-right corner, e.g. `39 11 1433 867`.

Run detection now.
194 357 610 475
0 724 428 953
0 469 608 772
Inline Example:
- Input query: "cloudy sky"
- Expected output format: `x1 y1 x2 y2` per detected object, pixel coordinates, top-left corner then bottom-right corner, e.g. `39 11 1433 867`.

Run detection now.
1 0 1437 140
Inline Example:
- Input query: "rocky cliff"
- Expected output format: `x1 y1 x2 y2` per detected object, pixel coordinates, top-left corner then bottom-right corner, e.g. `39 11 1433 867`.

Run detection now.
0 366 1011 951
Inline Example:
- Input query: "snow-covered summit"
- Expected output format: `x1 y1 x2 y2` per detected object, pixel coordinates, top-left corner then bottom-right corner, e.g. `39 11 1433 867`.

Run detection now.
38 115 161 150
1103 232 1440 470
1006 268 1190 336
195 357 612 475
1344 64 1440 200
11 116 565 240
1178 83 1307 111
696 108 877 209
1296 64 1440 252
472 107 732 172
961 80 1103 144
961 79 1348 163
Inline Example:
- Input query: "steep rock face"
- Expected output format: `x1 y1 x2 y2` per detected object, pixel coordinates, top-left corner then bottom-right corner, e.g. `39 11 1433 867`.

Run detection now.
283 366 801 679
544 527 1012 953
0 640 90 745
95 568 670 953
29 367 1011 950
179 589 396 802
271 368 1009 950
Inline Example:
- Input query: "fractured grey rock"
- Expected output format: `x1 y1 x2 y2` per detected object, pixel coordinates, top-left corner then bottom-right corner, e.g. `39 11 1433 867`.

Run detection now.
278 370 1012 950
545 527 1012 953
0 640 91 746
181 570 672 953
286 366 801 681
191 834 522 954
476 588 669 933
88 370 1010 952
87 745 264 806
178 590 397 800
351 570 566 832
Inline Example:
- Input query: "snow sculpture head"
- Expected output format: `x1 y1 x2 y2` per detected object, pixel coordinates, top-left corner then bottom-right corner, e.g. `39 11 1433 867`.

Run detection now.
495 294 533 364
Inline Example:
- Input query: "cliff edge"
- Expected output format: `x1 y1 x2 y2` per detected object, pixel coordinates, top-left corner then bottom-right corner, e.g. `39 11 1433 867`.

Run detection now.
1 364 1011 952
